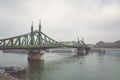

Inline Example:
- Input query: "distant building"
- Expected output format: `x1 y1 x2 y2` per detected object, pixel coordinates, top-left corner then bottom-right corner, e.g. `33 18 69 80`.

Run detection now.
94 40 120 48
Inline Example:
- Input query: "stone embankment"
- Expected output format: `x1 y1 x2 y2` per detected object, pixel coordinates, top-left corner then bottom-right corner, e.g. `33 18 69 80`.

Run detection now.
0 73 20 80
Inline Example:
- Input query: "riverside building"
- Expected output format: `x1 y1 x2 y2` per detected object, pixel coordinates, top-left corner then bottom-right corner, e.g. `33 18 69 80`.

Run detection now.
95 40 120 48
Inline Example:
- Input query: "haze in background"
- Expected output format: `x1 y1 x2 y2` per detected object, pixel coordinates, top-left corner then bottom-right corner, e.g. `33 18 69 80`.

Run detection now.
0 0 120 44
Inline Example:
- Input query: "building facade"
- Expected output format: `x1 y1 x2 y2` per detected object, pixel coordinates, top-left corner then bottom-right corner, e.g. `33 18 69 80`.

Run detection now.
95 40 120 48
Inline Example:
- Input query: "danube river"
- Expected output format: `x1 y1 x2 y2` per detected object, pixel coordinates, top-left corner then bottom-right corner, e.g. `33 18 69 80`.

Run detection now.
0 50 120 80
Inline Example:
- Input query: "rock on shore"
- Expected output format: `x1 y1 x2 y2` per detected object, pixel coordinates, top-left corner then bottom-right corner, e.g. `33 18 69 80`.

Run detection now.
0 73 20 80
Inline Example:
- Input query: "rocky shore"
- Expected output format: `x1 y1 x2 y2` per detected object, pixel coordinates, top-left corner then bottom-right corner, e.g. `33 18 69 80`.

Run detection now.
0 73 20 80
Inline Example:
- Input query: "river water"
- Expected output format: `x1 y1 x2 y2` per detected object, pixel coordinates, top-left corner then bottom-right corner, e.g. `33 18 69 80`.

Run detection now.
0 51 120 80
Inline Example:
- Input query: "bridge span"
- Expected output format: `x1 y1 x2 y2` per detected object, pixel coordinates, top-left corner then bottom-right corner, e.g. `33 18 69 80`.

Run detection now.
0 21 90 60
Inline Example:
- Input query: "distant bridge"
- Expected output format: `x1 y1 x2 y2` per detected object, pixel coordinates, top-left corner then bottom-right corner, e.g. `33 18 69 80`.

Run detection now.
0 20 90 60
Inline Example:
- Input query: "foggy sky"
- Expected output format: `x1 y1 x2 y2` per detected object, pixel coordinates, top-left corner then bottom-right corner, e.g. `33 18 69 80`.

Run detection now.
0 0 120 44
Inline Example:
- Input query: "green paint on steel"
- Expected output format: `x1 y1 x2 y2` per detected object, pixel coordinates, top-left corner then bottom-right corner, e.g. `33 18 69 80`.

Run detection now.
38 20 42 46
0 21 89 49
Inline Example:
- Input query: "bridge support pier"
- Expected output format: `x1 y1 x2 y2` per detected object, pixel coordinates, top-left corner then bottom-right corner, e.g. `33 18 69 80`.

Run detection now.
77 48 86 56
85 48 90 55
28 50 44 61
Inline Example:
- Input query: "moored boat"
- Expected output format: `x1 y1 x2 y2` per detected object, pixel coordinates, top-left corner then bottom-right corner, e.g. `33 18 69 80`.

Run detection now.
0 66 26 75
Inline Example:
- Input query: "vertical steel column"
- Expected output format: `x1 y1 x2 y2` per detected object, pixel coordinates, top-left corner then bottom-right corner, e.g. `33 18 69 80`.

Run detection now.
18 37 21 46
3 40 5 46
31 21 34 46
77 37 80 43
38 20 42 46
11 39 13 46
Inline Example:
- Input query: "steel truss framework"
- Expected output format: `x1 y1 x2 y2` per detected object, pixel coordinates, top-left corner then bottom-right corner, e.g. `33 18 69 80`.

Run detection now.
0 22 88 50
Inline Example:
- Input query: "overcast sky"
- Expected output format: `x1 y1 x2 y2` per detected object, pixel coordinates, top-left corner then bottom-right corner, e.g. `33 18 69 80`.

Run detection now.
0 0 120 44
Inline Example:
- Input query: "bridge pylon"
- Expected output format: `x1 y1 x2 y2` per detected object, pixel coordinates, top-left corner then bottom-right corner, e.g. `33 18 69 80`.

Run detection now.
28 20 44 61
77 48 86 56
28 49 44 61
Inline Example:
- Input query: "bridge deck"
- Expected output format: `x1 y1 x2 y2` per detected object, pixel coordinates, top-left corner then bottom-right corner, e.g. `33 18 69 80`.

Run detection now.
0 22 89 50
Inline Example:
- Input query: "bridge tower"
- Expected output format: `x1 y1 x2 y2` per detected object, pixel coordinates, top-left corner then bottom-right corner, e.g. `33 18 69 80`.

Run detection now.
38 19 42 46
28 21 44 61
76 37 86 56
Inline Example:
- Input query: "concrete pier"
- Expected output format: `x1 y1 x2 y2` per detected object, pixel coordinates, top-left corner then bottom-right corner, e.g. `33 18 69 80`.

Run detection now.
77 48 86 56
28 50 44 61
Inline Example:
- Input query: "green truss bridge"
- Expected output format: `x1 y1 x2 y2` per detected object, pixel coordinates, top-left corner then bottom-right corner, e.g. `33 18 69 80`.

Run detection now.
0 21 90 60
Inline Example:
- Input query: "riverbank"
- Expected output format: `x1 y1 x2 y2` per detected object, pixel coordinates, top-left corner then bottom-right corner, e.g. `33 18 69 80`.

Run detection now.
0 73 20 80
